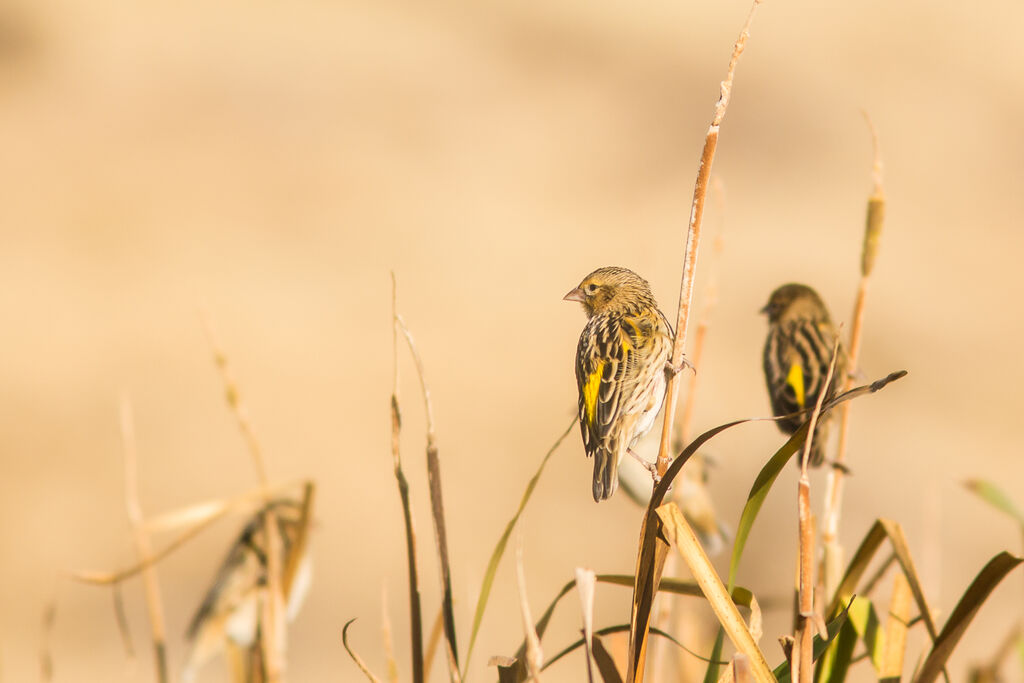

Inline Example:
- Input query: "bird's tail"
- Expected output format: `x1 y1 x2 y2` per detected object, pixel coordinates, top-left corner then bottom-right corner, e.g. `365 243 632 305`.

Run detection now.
592 449 618 501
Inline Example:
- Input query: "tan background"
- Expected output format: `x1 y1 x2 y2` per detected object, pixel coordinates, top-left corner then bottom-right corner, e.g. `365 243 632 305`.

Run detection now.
2 0 1023 681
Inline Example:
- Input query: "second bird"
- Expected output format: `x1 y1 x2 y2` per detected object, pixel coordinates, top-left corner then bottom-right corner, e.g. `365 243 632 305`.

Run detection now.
761 283 847 467
565 266 674 501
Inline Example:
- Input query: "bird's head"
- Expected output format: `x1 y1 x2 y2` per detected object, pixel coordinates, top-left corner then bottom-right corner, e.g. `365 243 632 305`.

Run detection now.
564 266 656 317
761 283 828 324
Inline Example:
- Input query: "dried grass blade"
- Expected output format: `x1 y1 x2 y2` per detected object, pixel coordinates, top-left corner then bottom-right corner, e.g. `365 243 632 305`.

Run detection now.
397 316 459 677
914 552 1023 683
880 573 912 680
391 276 425 683
656 503 775 683
592 636 625 683
625 510 669 683
343 619 385 683
462 418 575 676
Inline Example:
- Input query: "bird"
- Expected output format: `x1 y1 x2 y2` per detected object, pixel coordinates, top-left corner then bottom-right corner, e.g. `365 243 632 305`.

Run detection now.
565 266 676 501
183 498 313 683
761 283 847 467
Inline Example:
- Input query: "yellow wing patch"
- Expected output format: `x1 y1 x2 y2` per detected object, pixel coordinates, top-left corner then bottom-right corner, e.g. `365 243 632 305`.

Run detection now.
786 362 805 408
583 360 605 427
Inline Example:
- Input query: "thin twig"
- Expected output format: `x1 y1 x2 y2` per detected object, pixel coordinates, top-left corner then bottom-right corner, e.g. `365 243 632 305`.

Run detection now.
793 336 841 682
119 397 169 683
821 113 886 597
390 274 425 683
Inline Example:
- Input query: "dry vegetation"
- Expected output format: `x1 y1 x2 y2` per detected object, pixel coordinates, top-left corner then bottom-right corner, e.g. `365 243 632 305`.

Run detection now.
46 1 1024 682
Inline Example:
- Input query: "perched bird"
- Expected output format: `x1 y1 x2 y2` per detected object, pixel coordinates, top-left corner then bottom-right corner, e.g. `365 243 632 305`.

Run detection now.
565 266 675 501
761 283 847 467
183 498 313 683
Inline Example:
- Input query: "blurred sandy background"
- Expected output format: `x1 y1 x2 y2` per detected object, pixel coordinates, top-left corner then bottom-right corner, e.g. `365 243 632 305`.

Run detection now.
2 0 1023 681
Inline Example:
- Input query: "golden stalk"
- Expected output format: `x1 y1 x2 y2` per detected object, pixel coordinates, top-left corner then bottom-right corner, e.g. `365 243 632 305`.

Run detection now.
793 336 841 682
655 0 761 478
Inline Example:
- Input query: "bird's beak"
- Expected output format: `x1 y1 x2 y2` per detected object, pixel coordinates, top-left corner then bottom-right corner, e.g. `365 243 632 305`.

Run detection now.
563 287 586 303
759 303 770 315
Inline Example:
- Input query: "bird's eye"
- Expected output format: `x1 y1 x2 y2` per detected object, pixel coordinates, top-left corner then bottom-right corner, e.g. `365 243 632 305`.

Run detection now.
586 283 598 293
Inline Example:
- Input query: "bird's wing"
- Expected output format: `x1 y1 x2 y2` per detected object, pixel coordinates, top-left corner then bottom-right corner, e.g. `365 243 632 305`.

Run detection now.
577 316 649 453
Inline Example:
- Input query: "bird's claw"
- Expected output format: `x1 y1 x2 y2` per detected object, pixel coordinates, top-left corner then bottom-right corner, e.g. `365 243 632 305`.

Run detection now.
665 357 696 377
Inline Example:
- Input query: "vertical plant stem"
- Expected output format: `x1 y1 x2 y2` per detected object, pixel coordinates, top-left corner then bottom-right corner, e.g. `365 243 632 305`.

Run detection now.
397 315 461 682
119 397 169 683
628 5 761 681
390 275 425 683
655 0 761 479
821 114 886 597
794 337 841 682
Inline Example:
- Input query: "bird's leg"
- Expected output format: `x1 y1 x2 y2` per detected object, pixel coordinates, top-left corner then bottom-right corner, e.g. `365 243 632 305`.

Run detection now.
628 448 663 485
665 357 696 377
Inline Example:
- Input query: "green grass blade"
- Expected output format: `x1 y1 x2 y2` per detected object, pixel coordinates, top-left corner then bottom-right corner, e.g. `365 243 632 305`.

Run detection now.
461 418 576 678
964 480 1024 527
702 631 725 683
915 552 1024 683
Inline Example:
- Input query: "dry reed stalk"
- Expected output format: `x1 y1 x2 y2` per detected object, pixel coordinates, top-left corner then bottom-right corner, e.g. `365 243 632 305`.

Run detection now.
654 0 760 479
627 6 761 680
793 336 841 682
821 114 886 596
200 311 285 682
657 189 726 683
119 397 169 683
390 275 426 683
396 315 461 683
